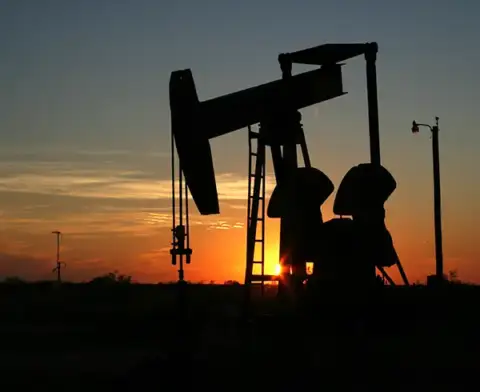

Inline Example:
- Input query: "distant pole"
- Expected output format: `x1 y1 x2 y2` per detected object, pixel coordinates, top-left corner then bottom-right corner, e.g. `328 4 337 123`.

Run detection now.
51 231 66 283
411 117 444 281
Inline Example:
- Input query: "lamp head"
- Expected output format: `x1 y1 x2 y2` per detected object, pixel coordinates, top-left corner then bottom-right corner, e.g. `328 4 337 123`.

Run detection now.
411 121 420 133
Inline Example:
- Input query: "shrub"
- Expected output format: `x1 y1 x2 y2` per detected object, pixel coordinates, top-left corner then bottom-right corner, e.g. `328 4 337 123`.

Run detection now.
88 271 132 285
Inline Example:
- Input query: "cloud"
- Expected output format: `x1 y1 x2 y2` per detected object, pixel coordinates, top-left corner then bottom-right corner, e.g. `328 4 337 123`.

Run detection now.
205 220 244 230
0 148 278 243
0 149 276 202
0 146 168 163
1 196 249 239
224 202 247 210
0 149 272 281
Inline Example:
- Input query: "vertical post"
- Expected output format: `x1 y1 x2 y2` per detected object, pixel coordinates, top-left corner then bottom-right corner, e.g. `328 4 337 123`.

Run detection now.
261 145 266 296
171 125 177 267
365 42 381 166
245 126 253 286
51 231 64 283
366 43 410 286
432 118 444 280
171 124 191 285
185 179 190 265
56 233 60 283
243 127 254 319
412 118 444 283
277 54 297 297
178 163 184 283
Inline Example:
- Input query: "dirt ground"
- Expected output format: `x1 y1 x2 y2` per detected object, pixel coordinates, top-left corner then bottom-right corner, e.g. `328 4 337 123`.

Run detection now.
1 283 479 390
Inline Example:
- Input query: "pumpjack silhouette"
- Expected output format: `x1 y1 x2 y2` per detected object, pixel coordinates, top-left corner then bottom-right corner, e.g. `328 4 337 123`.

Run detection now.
169 42 409 301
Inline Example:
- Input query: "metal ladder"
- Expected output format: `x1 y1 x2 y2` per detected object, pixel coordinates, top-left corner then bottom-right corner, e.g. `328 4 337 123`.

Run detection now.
244 125 269 295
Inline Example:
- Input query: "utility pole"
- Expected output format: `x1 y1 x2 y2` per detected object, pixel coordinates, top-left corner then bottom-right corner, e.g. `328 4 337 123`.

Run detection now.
411 117 444 283
51 231 66 283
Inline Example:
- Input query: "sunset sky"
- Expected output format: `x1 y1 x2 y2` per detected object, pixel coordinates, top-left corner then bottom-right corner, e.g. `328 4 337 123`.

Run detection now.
1 0 479 284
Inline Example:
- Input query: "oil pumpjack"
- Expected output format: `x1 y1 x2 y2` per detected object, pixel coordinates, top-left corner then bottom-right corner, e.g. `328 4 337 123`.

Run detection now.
169 42 409 297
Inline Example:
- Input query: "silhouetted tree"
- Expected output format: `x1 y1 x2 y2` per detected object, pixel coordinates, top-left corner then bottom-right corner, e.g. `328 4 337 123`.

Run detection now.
448 269 459 283
3 276 26 285
224 280 240 286
88 271 132 285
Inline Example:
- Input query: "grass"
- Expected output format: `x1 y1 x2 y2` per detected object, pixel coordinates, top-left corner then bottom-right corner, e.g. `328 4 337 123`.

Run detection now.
1 281 479 390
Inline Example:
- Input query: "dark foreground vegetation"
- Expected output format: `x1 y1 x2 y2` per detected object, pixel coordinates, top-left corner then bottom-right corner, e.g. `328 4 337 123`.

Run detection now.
1 277 479 391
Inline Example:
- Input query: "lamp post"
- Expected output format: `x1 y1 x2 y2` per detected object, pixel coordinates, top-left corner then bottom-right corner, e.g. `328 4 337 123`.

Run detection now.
51 231 66 283
411 117 444 283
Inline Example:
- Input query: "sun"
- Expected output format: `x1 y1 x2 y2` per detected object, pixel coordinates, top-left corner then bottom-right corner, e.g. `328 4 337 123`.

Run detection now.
274 264 281 276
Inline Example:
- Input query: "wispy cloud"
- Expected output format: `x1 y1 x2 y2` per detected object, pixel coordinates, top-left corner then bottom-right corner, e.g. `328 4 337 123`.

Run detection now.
0 149 276 237
0 150 276 201
0 146 168 163
0 149 275 282
0 170 275 202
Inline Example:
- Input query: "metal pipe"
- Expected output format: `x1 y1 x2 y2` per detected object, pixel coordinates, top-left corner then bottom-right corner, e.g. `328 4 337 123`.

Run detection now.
171 123 176 265
365 43 381 166
178 161 184 282
185 177 190 261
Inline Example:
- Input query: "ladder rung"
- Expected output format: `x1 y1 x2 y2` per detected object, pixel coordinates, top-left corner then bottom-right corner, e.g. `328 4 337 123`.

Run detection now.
247 219 264 224
250 274 279 282
252 260 263 264
248 195 264 200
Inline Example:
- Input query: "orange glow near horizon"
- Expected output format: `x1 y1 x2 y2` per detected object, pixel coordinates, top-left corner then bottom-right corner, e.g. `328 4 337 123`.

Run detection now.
274 264 281 276
0 144 478 285
1 188 479 285
2 1 480 287
0 182 478 285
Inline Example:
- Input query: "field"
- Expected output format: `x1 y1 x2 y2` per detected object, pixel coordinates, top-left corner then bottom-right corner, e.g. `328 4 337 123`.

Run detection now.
1 281 479 390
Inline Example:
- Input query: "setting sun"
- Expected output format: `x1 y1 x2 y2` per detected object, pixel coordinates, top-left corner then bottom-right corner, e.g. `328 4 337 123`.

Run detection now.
274 264 281 276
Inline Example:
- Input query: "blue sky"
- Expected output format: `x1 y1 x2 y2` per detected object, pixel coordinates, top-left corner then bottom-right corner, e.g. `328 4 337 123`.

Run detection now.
0 0 479 282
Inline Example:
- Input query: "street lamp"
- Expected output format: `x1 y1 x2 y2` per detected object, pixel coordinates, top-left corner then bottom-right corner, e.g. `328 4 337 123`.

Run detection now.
52 231 67 283
411 117 444 283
